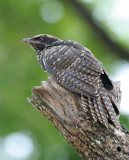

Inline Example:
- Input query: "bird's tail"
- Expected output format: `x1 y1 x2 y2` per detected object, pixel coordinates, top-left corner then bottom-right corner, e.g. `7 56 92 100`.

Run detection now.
81 80 121 129
97 80 121 128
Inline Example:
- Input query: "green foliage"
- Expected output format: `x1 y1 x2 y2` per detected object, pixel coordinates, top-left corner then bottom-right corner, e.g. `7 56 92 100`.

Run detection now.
0 0 128 159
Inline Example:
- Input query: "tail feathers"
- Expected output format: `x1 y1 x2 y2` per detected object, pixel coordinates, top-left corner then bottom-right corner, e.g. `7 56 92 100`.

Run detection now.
96 98 108 127
81 96 89 109
93 99 103 124
81 95 108 126
108 95 119 116
81 96 98 122
81 81 121 129
107 81 121 116
88 97 97 122
97 82 121 129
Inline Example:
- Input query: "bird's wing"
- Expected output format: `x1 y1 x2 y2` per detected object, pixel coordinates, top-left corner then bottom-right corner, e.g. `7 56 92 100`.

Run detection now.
43 41 121 128
44 41 105 99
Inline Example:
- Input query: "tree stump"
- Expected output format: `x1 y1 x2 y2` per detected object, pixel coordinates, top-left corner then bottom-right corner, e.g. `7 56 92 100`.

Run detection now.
28 77 129 160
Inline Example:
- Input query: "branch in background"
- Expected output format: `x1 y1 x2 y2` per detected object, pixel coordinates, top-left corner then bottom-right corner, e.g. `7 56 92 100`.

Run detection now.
28 78 129 160
67 0 129 60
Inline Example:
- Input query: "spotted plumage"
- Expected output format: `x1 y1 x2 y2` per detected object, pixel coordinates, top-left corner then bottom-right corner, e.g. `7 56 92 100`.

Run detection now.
23 34 121 129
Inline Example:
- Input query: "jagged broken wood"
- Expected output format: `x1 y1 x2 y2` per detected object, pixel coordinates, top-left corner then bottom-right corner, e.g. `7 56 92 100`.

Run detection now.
28 77 129 160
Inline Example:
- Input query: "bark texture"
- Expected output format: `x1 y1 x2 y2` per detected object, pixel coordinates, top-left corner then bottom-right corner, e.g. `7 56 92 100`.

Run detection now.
28 77 129 160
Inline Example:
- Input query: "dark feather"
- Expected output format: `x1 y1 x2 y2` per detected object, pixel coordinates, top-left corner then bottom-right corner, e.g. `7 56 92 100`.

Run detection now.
24 34 121 129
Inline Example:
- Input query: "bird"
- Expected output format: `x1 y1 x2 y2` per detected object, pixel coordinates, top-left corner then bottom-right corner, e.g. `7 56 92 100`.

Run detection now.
23 34 121 129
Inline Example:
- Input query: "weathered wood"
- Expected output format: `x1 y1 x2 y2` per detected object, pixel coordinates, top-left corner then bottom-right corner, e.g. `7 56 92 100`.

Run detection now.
28 77 129 160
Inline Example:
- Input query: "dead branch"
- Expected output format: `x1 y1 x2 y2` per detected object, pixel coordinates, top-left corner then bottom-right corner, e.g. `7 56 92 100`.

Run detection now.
28 78 129 160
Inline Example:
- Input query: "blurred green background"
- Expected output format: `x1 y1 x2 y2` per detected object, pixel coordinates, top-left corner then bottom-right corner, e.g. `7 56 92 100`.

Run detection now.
0 0 129 160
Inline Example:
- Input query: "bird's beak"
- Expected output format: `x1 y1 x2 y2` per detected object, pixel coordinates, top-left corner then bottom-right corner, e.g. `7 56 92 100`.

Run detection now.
22 38 32 44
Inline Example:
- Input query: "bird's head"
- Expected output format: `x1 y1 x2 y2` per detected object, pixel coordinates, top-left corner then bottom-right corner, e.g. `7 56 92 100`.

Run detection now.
22 34 59 51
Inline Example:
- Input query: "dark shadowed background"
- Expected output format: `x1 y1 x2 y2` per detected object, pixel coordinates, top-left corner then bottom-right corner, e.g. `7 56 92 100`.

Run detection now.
0 0 129 159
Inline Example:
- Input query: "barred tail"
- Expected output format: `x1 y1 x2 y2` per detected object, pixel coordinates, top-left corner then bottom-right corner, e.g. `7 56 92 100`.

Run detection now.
81 81 121 129
93 99 103 124
88 97 97 122
97 80 121 129
95 98 108 127
81 95 108 127
81 96 97 122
